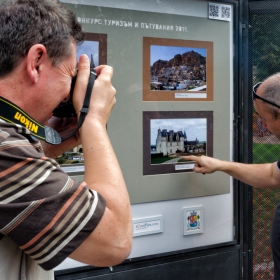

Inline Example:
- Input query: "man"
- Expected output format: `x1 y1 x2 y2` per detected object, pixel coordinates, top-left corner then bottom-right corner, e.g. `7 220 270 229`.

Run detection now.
184 72 280 279
0 0 132 279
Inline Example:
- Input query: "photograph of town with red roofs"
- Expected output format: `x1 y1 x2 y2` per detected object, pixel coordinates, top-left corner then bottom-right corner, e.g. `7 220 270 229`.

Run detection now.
150 118 207 165
150 45 207 92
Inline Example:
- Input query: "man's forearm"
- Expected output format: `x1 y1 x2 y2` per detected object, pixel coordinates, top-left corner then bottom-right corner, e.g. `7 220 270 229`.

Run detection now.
81 119 131 223
220 161 279 189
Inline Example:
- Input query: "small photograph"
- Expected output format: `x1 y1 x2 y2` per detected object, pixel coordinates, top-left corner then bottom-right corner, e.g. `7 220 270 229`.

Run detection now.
143 37 213 101
150 118 207 166
143 111 213 175
76 40 99 70
150 46 207 92
76 33 107 69
55 33 107 168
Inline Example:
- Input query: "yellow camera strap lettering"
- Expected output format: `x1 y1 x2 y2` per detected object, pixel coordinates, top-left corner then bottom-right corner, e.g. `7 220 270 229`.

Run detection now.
0 96 61 143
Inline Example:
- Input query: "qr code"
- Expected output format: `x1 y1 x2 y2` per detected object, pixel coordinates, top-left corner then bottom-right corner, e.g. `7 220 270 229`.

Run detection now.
209 4 219 18
222 6 231 19
209 3 231 21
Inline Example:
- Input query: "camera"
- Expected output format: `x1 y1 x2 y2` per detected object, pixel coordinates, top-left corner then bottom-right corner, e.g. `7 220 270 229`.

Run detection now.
52 70 97 118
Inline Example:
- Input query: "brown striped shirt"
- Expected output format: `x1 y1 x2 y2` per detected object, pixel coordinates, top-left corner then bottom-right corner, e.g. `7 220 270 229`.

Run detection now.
0 121 106 273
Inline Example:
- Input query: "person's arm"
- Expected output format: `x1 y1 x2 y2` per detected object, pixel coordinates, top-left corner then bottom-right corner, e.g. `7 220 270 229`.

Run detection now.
40 116 81 159
183 155 280 189
68 55 132 267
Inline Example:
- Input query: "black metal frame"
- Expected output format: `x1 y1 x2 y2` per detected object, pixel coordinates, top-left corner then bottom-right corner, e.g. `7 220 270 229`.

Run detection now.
55 245 241 280
239 0 253 279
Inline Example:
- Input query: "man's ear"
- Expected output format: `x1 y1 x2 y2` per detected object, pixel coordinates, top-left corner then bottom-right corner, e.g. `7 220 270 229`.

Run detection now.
26 44 48 84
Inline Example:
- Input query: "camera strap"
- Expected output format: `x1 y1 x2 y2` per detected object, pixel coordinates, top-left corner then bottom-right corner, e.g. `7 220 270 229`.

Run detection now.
0 71 97 145
58 70 97 144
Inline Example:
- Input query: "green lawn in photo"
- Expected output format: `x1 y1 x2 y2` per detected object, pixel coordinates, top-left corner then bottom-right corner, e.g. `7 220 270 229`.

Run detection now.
151 157 174 164
151 152 206 165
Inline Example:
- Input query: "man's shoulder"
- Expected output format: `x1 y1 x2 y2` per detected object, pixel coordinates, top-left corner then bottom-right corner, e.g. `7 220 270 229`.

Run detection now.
0 120 37 142
0 120 42 153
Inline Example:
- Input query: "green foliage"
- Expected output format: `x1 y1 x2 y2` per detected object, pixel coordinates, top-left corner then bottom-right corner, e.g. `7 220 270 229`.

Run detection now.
252 14 280 82
56 157 67 165
253 142 280 163
56 156 67 165
250 10 280 278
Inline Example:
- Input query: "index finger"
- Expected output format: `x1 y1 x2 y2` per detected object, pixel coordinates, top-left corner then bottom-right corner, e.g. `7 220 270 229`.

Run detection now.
94 65 114 79
183 155 197 161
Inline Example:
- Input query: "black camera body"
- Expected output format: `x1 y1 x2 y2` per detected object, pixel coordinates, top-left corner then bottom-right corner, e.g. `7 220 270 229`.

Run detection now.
52 70 97 118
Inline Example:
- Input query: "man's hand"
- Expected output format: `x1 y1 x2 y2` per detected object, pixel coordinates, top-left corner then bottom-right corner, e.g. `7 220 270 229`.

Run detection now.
72 55 116 129
41 116 81 159
182 155 223 174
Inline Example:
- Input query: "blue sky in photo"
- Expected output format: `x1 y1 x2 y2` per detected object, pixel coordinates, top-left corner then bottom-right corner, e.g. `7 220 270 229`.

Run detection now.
150 118 207 145
150 45 206 66
76 40 99 65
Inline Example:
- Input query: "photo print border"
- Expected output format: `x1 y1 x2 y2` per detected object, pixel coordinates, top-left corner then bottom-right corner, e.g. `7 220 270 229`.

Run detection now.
143 111 213 176
79 33 107 66
143 37 213 102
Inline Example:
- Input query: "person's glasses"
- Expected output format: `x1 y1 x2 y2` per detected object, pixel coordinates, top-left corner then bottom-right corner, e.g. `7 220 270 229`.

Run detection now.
252 82 280 109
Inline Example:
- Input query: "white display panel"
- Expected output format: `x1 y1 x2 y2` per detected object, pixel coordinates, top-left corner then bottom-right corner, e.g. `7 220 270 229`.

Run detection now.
55 0 235 271
56 185 234 270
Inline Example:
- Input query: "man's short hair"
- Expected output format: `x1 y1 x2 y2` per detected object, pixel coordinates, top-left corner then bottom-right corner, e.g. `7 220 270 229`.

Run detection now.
0 0 84 77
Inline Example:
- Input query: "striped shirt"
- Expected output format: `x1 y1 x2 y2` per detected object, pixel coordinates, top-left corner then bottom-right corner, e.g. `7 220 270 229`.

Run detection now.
0 121 106 274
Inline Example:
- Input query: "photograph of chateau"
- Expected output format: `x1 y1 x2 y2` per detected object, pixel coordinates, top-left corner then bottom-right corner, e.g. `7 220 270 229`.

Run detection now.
143 111 213 175
150 118 207 165
150 46 207 92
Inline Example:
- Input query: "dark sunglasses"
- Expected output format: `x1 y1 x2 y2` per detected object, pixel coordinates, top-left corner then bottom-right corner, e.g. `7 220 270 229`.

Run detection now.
252 82 280 109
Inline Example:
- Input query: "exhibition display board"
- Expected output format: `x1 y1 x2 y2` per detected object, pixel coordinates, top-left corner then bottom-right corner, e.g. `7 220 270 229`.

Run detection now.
54 0 236 271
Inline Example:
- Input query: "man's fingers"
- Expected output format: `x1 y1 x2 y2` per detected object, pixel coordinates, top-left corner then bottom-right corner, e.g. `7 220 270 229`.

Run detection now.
95 65 114 79
183 155 196 161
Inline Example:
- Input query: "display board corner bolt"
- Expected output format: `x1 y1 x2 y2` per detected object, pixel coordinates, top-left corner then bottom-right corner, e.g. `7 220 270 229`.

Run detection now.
242 23 252 29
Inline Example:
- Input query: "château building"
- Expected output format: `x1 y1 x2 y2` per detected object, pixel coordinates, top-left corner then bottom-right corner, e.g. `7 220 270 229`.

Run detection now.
156 128 199 156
